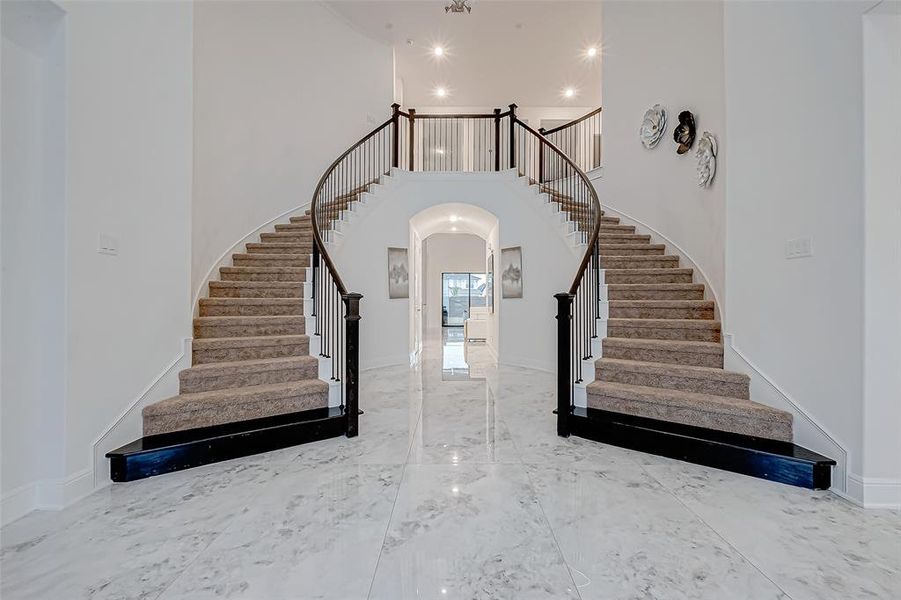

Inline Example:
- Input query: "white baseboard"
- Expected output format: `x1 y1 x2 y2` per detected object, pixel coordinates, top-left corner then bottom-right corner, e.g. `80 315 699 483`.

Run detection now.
846 474 901 510
723 333 851 497
1 468 94 527
3 340 192 526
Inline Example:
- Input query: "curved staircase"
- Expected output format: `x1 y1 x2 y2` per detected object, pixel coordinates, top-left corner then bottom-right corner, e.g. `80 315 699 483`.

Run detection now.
591 230 792 442
108 103 834 488
144 214 328 437
107 212 352 482
546 108 834 489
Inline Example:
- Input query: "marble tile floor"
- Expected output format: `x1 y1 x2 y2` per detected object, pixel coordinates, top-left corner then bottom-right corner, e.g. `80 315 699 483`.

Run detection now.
2 332 899 599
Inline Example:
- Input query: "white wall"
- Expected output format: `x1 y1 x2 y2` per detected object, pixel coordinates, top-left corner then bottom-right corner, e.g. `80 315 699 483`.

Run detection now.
723 0 872 498
329 171 579 372
192 0 394 299
597 0 726 310
1 0 67 516
1 0 194 524
63 0 194 494
862 4 901 508
423 234 486 331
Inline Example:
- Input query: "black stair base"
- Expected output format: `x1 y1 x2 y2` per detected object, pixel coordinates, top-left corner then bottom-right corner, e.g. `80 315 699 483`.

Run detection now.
568 407 836 490
106 407 347 482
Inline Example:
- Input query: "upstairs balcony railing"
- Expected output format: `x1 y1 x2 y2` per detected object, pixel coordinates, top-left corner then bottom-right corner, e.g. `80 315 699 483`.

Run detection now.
309 103 602 438
540 107 602 174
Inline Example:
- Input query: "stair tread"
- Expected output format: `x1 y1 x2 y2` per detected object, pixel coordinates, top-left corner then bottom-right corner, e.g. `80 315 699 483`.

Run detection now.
596 357 748 383
609 300 714 307
603 337 723 354
144 379 329 418
220 266 306 273
604 255 678 260
607 283 704 289
210 280 300 288
605 268 692 274
233 253 308 259
192 334 310 349
586 381 790 424
600 244 662 251
193 315 304 324
247 242 311 248
607 318 721 329
182 355 318 375
200 297 303 304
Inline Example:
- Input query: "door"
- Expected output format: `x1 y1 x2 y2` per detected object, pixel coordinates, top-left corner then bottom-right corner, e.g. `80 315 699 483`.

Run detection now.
442 272 487 327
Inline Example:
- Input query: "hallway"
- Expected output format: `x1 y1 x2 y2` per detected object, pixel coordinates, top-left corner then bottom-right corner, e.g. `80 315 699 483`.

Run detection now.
2 336 899 599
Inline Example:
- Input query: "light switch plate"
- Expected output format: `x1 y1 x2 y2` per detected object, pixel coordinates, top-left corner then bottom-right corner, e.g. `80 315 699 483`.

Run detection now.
785 236 813 259
98 233 119 256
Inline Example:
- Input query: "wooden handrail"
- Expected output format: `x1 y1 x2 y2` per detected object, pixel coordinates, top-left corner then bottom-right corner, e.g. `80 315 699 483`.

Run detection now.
540 106 602 136
512 117 602 295
404 110 513 120
310 117 394 295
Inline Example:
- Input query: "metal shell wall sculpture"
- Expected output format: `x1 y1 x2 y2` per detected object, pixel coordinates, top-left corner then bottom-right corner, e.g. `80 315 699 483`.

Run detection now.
639 105 666 149
696 132 717 188
673 110 696 154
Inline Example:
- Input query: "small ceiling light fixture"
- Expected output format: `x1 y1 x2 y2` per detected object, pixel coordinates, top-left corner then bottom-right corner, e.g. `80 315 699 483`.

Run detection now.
449 215 459 222
445 0 472 14
586 46 598 58
435 86 448 98
451 226 458 232
433 46 444 57
564 87 576 99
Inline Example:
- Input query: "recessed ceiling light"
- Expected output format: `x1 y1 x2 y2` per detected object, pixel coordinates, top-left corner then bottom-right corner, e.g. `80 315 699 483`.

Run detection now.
433 46 444 57
435 86 448 98
449 215 459 222
564 88 576 98
586 46 598 58
451 226 458 232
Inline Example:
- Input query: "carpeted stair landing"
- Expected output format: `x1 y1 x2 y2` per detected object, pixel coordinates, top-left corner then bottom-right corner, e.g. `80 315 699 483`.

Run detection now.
586 217 793 442
142 214 330 437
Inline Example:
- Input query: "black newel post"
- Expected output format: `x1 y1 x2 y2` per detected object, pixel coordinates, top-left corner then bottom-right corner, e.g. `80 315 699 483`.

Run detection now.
493 108 501 171
391 103 400 169
342 292 363 437
555 292 574 437
538 127 546 184
508 103 517 170
408 108 416 171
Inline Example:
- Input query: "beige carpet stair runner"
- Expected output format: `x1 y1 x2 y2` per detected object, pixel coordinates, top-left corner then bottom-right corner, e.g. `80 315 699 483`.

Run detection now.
142 213 330 436
586 215 793 442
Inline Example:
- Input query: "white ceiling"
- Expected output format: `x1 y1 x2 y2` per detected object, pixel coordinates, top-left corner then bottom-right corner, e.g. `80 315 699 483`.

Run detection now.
325 1 603 108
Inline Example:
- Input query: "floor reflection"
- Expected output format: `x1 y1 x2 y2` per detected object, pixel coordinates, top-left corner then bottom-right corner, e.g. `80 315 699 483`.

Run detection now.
440 327 494 380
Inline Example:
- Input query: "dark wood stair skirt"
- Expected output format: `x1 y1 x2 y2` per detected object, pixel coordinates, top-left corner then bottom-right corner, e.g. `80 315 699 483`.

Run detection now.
107 407 348 482
567 407 836 490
